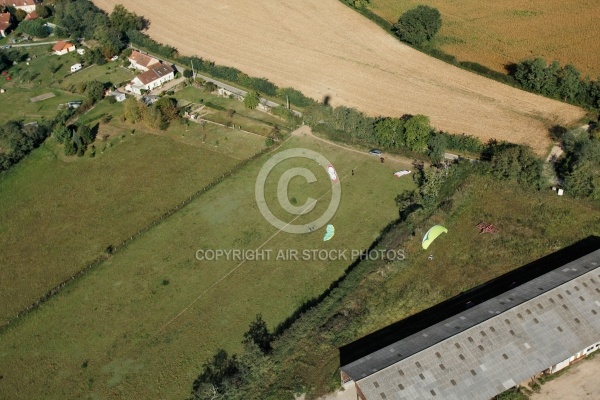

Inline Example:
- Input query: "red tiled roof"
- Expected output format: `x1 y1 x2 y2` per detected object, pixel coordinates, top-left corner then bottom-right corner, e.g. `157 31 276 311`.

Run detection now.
52 40 74 52
0 12 11 32
129 50 159 68
24 10 37 20
135 64 174 85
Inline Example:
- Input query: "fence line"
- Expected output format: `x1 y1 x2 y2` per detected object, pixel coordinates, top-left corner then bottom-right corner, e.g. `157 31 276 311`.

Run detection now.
0 145 274 334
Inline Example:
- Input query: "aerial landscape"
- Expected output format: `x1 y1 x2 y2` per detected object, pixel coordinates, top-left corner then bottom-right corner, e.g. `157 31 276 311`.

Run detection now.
0 1 599 400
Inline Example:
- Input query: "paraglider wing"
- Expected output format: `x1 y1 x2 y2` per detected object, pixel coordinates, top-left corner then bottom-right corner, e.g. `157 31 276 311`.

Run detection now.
327 165 339 182
422 225 448 249
323 224 335 241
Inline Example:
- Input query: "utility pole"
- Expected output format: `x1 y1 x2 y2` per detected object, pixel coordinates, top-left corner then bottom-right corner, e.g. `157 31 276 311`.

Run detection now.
190 59 196 79
286 95 290 109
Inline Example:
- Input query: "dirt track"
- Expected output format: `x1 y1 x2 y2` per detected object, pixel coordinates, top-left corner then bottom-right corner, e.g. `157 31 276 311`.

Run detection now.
93 0 585 154
530 355 600 400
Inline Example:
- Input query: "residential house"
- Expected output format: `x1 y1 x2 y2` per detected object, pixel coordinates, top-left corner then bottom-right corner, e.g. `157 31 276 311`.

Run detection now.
0 12 10 37
52 41 75 56
126 64 175 95
128 50 160 72
1 0 37 14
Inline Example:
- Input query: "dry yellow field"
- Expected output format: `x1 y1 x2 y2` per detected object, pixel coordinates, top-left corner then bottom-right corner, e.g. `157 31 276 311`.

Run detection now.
369 0 600 79
92 0 585 154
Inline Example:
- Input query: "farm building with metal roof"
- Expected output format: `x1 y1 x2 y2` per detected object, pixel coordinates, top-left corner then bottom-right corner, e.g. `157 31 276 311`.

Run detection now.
340 248 600 400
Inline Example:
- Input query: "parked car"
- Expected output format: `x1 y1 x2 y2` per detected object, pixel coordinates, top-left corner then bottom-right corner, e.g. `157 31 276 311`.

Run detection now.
369 149 382 156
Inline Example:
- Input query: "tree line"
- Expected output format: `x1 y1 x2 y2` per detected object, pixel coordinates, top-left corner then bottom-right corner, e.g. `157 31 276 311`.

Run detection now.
513 58 600 109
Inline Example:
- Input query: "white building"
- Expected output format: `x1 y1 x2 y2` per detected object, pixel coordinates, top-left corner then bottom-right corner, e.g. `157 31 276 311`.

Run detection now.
70 63 82 73
52 41 75 56
1 0 37 14
128 50 160 72
126 64 175 95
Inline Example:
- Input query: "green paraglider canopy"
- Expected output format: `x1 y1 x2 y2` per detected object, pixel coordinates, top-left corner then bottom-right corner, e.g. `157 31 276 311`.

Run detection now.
323 224 335 241
422 225 448 249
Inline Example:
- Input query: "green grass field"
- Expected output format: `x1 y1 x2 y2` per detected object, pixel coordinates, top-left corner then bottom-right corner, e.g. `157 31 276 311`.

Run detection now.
57 63 134 90
0 131 414 399
0 123 266 323
247 172 600 397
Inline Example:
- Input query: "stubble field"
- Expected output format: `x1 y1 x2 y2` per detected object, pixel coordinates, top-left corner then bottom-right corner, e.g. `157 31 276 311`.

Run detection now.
92 0 586 155
369 0 600 78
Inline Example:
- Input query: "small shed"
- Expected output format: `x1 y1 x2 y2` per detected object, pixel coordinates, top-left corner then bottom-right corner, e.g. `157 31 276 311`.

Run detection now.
76 48 85 55
70 63 82 73
109 91 126 102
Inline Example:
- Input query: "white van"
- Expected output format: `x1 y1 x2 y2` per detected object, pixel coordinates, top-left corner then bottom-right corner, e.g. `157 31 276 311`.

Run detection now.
70 63 82 73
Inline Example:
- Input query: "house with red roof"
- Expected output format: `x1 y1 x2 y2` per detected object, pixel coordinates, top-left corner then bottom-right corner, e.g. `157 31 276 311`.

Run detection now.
52 40 75 56
126 64 175 95
128 50 160 72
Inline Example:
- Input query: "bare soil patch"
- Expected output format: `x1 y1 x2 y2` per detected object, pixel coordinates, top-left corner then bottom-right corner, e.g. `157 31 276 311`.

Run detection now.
29 92 55 102
530 355 600 400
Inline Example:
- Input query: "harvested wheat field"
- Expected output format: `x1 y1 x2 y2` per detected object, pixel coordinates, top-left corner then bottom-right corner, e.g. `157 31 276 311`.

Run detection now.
370 0 600 79
93 0 585 154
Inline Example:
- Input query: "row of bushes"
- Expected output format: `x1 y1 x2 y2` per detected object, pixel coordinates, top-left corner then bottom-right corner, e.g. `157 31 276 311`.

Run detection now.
126 31 315 109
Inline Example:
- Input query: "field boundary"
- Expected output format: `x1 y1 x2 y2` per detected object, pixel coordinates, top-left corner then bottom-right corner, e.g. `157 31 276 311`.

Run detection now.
0 141 282 333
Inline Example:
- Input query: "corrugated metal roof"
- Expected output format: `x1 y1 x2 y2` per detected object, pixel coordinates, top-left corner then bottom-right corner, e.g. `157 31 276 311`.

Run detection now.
341 250 600 400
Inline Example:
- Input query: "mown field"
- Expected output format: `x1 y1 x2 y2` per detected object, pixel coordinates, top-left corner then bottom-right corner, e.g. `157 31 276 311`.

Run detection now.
92 0 585 155
368 0 600 78
0 103 267 322
0 129 414 399
246 173 600 397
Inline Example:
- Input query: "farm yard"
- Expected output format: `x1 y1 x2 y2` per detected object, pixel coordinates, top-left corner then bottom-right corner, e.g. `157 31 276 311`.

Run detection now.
92 0 586 155
368 0 600 78
0 130 415 399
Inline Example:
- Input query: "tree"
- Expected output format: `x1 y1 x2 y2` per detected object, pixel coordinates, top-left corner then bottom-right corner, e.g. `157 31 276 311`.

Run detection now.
183 69 194 79
242 314 272 354
394 5 442 46
427 133 447 164
17 20 50 38
35 4 51 19
191 350 240 400
123 97 144 123
85 80 105 103
374 117 404 148
52 125 70 144
558 64 582 102
489 145 543 189
109 4 144 32
404 114 432 152
243 91 260 109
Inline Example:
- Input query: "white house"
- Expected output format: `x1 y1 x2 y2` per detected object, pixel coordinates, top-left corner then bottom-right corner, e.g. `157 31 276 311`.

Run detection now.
52 41 75 56
128 50 160 72
126 64 175 95
0 12 11 37
70 63 82 73
1 0 37 14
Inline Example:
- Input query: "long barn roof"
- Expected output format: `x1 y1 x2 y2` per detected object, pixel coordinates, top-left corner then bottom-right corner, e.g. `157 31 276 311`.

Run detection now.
341 249 600 400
